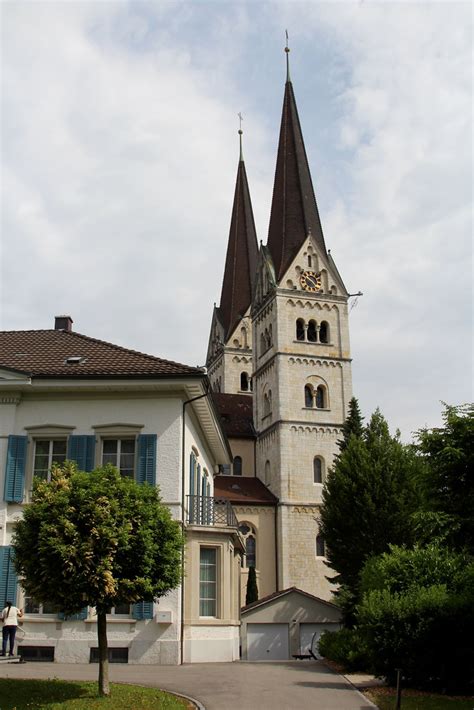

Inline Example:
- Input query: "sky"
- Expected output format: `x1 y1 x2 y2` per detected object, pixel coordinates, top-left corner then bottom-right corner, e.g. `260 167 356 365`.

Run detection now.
1 1 472 441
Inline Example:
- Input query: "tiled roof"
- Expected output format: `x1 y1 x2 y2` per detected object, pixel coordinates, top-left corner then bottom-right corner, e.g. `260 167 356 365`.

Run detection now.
218 158 259 341
267 80 327 283
241 586 340 613
212 393 255 438
0 329 204 378
214 475 278 504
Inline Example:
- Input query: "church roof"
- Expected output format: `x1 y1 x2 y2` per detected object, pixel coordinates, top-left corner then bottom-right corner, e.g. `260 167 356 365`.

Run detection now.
0 329 204 378
217 154 259 341
214 475 278 505
212 393 256 438
267 79 327 283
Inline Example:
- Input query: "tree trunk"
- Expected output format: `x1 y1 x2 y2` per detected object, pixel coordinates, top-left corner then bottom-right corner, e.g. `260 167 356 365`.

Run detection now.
97 609 110 697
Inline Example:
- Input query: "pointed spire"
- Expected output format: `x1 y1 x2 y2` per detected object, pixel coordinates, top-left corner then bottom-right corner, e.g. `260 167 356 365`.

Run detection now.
266 51 327 283
218 129 259 341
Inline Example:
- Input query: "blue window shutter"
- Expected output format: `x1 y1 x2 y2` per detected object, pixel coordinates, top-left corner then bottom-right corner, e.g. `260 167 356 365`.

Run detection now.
132 601 154 620
4 435 27 503
137 435 157 486
67 435 95 472
0 547 18 608
58 607 87 621
189 453 196 496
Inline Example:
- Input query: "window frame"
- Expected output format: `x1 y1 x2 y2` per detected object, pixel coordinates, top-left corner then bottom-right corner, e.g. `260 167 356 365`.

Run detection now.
32 438 67 482
101 436 137 479
199 547 218 618
313 456 324 484
316 534 326 558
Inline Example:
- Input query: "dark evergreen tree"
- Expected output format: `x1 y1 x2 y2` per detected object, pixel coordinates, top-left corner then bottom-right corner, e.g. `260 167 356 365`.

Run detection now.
320 408 421 620
337 396 364 453
245 565 258 605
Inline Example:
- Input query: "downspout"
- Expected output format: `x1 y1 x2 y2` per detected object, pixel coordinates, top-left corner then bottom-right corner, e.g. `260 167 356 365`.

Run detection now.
275 503 279 592
180 388 210 665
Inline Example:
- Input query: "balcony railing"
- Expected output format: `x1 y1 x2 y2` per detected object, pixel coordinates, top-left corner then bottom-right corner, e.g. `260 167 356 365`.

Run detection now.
186 495 238 528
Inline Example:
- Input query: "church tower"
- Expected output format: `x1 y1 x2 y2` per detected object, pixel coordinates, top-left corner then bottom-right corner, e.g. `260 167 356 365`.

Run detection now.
206 129 259 397
252 49 353 597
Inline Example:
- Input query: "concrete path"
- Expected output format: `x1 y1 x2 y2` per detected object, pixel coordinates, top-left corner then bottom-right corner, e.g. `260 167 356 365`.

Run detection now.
0 660 377 709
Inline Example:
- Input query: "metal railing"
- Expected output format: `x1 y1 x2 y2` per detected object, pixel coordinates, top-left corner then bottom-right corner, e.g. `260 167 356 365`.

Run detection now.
186 495 238 528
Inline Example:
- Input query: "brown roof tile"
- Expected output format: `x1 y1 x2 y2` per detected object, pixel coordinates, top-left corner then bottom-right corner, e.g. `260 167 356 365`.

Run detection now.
214 475 278 504
0 329 204 378
212 393 255 438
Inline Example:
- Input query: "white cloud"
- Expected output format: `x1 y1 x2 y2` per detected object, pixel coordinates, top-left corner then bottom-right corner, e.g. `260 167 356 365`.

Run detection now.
1 1 471 439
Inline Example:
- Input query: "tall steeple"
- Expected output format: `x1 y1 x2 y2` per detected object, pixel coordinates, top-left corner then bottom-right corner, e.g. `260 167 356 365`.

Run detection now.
218 125 259 341
267 47 327 283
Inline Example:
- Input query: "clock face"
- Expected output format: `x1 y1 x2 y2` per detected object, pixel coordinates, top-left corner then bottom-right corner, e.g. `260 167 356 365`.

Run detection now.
300 270 322 292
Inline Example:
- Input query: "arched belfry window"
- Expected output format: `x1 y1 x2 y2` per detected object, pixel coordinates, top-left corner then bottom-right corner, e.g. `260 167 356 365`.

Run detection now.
264 460 271 484
307 320 317 342
296 319 305 341
313 457 324 484
240 372 249 391
305 385 314 408
239 523 257 568
316 534 326 557
319 321 329 344
316 385 326 409
233 456 242 476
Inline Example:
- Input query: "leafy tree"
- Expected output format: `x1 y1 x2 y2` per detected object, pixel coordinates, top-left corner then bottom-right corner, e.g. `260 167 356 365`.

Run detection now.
356 545 474 691
337 396 364 453
413 403 474 549
245 565 258 605
13 462 183 697
320 409 421 620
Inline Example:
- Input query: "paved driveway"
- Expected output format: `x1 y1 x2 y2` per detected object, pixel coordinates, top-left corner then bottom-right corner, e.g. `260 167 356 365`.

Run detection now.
0 660 376 709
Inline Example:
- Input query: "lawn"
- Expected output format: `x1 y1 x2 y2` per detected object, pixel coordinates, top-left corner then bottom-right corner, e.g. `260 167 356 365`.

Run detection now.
364 686 474 710
0 679 192 710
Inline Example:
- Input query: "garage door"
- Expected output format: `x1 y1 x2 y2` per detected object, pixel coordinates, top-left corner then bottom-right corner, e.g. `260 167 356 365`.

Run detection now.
247 623 289 661
299 623 338 659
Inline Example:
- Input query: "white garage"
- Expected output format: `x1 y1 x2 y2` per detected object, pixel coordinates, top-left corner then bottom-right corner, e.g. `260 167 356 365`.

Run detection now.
241 587 341 661
299 623 339 659
247 623 289 661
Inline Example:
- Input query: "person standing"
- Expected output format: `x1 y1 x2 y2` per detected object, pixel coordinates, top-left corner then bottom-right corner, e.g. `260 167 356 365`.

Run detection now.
1 601 23 657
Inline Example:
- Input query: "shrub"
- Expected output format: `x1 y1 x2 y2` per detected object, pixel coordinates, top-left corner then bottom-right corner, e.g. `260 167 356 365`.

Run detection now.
318 627 369 671
357 584 474 692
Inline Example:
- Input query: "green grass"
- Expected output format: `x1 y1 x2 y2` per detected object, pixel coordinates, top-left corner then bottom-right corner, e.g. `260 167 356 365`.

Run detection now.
0 679 191 710
365 687 474 710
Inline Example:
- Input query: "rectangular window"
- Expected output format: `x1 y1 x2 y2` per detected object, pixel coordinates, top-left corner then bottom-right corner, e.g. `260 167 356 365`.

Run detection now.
199 548 217 617
33 439 67 481
90 647 128 663
108 604 131 616
102 439 135 478
24 595 58 615
18 646 55 662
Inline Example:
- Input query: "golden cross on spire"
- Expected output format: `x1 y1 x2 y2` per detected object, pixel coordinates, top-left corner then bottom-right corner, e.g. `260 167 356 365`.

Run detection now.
285 29 291 82
238 112 244 160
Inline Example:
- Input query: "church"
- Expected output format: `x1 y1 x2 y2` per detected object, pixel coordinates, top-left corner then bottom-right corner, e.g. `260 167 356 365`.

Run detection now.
208 48 353 608
0 49 351 663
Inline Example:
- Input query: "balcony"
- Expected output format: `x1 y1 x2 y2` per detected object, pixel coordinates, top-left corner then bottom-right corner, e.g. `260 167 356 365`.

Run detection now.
186 495 238 529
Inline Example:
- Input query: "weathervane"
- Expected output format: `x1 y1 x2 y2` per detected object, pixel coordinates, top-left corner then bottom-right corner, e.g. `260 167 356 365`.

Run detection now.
285 29 291 81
